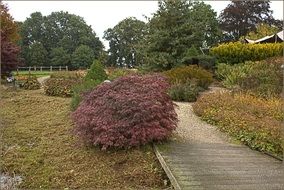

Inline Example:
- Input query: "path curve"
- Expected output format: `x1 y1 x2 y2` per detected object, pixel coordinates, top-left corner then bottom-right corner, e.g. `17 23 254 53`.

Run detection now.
155 87 284 190
37 76 50 86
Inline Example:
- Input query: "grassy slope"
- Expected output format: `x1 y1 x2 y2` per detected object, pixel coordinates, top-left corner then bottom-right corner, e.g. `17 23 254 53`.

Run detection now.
0 87 166 189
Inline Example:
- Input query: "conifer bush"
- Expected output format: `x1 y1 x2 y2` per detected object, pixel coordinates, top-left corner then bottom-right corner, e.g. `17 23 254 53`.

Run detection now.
72 74 178 149
70 60 108 110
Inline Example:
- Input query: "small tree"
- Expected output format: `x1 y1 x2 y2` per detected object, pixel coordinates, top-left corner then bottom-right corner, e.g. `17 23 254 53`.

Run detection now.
84 60 108 82
71 45 94 69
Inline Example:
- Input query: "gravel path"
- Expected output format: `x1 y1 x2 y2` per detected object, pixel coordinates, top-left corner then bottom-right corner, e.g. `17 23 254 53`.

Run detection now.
173 87 233 144
37 76 50 85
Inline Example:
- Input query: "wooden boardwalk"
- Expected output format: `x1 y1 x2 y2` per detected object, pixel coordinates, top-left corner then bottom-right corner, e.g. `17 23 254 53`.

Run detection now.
155 142 283 190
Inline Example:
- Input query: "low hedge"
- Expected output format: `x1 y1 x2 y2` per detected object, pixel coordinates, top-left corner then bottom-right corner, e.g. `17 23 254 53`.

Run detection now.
193 91 283 158
164 65 213 89
210 42 283 64
44 78 81 97
22 76 41 90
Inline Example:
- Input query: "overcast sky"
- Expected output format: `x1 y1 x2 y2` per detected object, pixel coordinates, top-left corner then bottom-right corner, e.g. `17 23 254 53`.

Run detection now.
4 1 284 48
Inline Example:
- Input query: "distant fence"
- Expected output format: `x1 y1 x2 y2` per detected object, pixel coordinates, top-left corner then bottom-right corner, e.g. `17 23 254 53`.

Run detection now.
17 66 68 72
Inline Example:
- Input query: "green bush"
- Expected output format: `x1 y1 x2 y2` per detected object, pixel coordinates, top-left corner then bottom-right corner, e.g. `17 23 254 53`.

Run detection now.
164 65 213 89
22 76 41 90
44 78 81 97
85 60 108 82
71 60 107 110
210 42 283 64
168 83 203 102
182 55 216 71
193 91 283 158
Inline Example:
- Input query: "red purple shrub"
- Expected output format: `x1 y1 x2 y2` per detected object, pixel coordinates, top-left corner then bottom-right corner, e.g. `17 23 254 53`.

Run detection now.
72 74 178 149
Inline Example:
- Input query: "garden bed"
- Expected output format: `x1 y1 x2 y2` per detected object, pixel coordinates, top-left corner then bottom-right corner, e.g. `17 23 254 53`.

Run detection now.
0 86 168 189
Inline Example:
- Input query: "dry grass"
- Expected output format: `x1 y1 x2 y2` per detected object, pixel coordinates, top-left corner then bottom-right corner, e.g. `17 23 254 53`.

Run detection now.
0 86 167 189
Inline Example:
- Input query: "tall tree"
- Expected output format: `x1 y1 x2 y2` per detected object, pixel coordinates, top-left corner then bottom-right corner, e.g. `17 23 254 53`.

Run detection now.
71 45 94 69
0 2 21 77
140 0 220 70
219 0 282 42
50 47 70 66
28 42 48 66
103 17 147 67
19 11 103 67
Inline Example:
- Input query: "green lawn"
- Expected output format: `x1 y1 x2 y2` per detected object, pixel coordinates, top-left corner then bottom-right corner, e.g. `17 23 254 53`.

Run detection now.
0 86 167 189
13 71 53 78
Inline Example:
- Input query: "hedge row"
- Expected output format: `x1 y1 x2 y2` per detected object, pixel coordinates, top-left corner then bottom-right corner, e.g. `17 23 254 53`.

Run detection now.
210 42 283 64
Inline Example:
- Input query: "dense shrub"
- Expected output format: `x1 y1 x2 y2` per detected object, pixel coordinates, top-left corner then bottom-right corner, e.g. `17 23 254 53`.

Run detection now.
210 42 283 64
85 60 108 82
44 78 81 97
182 55 216 71
168 83 203 102
193 91 283 157
71 60 107 110
107 68 137 81
22 76 41 90
216 57 283 98
72 74 178 149
50 71 86 80
164 65 213 89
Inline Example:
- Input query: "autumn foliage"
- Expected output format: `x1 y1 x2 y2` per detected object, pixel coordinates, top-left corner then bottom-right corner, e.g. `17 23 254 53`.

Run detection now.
1 2 20 77
72 74 178 149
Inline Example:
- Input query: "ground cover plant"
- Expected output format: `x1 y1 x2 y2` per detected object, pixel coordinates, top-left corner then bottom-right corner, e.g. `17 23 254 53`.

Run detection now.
216 57 283 98
193 91 283 158
72 74 178 149
0 86 167 189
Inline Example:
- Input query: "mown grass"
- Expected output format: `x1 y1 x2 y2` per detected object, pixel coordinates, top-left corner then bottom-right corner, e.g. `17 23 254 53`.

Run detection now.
13 71 53 78
0 86 167 189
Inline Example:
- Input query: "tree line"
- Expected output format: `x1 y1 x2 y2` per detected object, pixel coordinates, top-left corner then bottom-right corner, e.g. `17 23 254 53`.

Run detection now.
1 0 282 76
